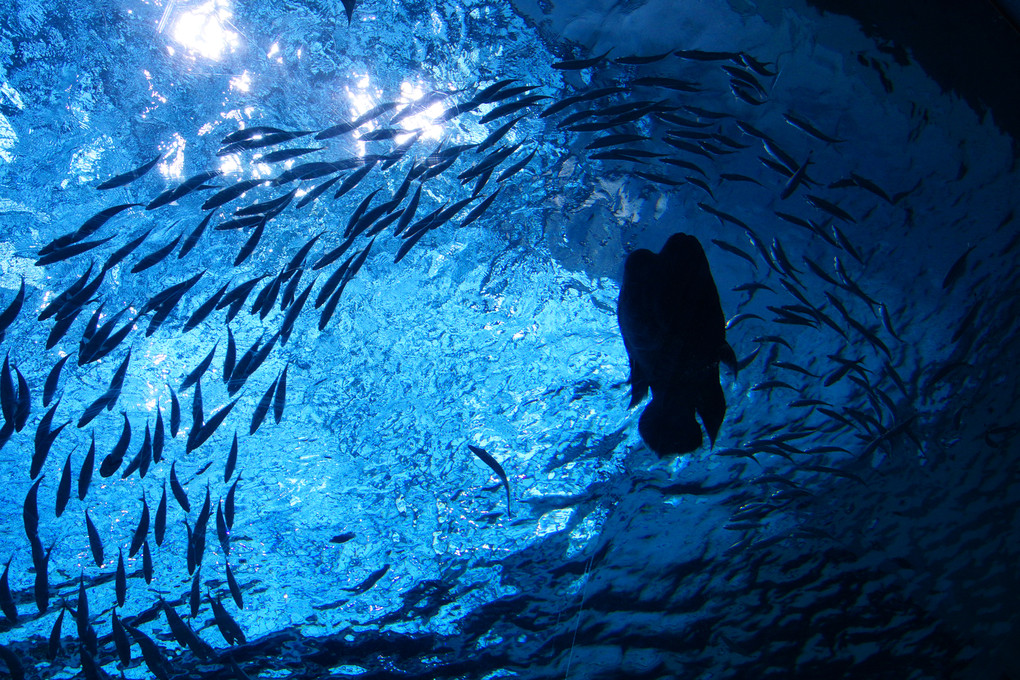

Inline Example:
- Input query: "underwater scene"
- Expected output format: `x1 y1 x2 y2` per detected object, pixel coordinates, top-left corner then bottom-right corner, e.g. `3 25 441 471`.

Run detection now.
1 0 1019 677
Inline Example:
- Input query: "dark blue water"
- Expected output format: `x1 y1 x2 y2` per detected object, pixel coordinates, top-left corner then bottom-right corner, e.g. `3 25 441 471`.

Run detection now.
0 0 1018 678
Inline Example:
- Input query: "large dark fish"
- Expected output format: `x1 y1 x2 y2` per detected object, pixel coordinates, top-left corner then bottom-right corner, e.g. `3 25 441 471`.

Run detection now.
467 444 512 516
617 233 736 455
97 153 163 190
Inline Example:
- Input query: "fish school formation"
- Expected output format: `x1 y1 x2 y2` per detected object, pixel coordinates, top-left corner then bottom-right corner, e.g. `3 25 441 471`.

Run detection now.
0 40 945 678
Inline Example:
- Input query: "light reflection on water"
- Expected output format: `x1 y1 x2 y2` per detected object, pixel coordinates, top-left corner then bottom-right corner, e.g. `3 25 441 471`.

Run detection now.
169 0 241 62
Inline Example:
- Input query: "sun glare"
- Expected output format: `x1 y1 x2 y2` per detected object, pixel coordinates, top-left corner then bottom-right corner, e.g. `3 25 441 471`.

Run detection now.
172 0 241 61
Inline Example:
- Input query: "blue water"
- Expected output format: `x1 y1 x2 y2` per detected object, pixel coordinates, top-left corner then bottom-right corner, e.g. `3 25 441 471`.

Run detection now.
0 0 1018 678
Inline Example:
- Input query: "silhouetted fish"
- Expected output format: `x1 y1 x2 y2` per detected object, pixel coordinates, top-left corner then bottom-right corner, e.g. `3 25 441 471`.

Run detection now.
618 233 736 455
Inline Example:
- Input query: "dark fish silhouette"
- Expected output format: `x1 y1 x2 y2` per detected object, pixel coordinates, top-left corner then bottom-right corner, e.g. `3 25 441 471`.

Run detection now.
102 227 153 271
97 153 163 190
467 444 512 516
131 233 182 273
0 277 25 342
181 343 217 392
209 593 246 645
170 461 191 512
33 400 69 478
273 364 288 424
226 559 243 608
225 432 238 482
169 384 181 437
55 450 72 517
84 510 104 567
155 483 167 546
216 499 230 555
99 412 131 477
1 557 16 621
343 563 391 595
178 212 213 259
161 597 213 659
42 355 69 408
78 433 95 501
129 493 150 557
125 623 171 680
47 606 65 660
617 233 736 455
111 608 131 665
551 50 611 70
942 245 975 291
225 474 240 528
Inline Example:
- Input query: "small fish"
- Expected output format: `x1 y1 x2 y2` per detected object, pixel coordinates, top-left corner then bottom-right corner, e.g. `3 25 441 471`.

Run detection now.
806 194 856 223
55 450 72 517
0 558 16 622
459 188 501 228
711 239 757 269
47 605 65 660
614 51 673 64
111 608 131 665
85 510 104 567
215 498 231 555
801 464 866 486
98 411 131 477
225 474 240 528
208 594 247 645
942 245 975 291
170 463 190 513
226 432 239 482
169 384 181 437
155 483 167 546
725 313 764 331
234 219 267 266
259 146 323 163
467 444 512 516
330 532 356 544
783 112 844 143
274 364 288 424
33 401 68 478
142 540 153 584
36 234 117 266
124 624 171 680
180 343 218 392
178 213 213 259
97 153 163 190
226 560 243 609
131 233 183 273
343 563 391 595
130 494 150 557
187 398 240 453
551 49 611 70
115 549 127 607
202 179 268 211
161 597 212 659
